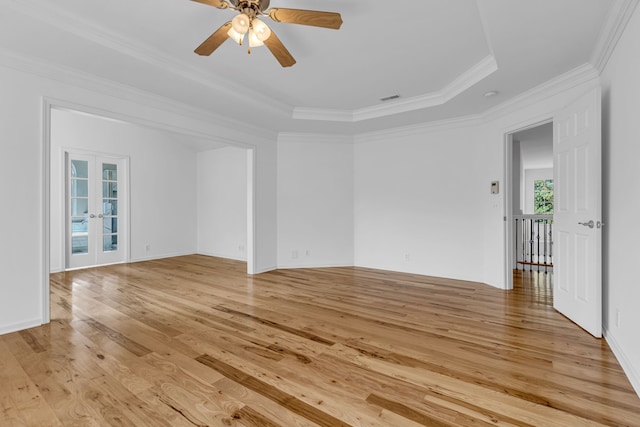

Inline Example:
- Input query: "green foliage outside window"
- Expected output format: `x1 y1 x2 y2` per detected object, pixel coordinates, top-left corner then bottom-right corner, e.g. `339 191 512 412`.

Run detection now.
534 179 554 214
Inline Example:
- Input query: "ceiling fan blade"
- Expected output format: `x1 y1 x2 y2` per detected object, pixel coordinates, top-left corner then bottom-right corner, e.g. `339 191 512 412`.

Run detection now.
191 0 229 9
195 22 232 56
268 8 343 30
264 30 296 67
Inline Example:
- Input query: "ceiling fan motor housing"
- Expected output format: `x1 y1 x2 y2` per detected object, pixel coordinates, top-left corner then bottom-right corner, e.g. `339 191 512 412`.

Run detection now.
230 0 270 12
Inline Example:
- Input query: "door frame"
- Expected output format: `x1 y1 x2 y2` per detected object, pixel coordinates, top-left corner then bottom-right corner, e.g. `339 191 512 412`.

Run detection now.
41 98 258 325
503 117 554 290
63 150 130 270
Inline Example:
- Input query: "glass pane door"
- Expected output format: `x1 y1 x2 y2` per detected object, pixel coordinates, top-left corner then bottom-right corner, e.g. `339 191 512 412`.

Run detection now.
67 154 126 269
102 162 119 253
71 159 90 255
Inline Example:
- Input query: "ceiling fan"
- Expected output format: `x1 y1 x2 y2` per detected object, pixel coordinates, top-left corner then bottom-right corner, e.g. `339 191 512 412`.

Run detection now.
191 0 343 67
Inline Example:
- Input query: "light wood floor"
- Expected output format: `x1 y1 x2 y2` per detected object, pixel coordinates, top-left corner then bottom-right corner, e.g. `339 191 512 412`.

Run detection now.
512 269 553 307
1 255 639 426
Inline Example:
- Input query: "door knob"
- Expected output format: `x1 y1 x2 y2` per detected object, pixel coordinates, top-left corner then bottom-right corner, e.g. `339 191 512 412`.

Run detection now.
578 220 595 229
89 214 96 219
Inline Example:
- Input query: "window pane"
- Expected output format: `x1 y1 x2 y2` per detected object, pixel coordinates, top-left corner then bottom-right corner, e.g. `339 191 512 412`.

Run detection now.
102 200 118 216
534 179 554 214
103 163 118 181
72 236 89 254
72 179 88 197
71 218 88 233
103 218 117 234
103 235 118 252
71 198 89 217
103 182 118 198
71 160 88 178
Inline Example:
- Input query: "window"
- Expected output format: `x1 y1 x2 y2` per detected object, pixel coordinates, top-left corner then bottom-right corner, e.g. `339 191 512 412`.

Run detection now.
534 179 554 214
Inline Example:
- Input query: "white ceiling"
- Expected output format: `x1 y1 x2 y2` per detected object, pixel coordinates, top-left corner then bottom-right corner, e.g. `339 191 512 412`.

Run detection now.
0 0 621 137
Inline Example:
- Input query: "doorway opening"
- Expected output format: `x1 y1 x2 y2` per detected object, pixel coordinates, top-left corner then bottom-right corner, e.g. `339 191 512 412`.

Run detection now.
42 100 257 324
505 87 602 337
506 121 554 303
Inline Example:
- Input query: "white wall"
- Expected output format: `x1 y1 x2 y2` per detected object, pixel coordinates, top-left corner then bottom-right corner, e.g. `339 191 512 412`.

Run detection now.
197 146 247 261
254 142 278 273
0 66 44 334
50 109 198 271
519 146 526 214
524 168 553 214
0 59 277 335
277 135 354 268
511 140 523 214
600 4 640 395
354 126 487 281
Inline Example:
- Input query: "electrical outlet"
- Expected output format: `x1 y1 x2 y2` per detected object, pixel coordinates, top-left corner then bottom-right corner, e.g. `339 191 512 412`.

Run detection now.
305 249 310 257
405 254 411 262
292 250 299 259
145 244 151 252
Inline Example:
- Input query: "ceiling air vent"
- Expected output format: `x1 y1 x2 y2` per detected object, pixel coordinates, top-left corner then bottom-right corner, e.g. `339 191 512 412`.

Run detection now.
380 94 401 102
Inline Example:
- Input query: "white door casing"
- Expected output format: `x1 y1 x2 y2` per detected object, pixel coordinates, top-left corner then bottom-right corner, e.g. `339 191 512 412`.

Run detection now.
553 87 602 338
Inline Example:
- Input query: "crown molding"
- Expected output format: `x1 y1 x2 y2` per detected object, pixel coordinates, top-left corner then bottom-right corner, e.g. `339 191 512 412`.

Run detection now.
291 108 354 123
590 0 639 73
4 0 293 119
353 114 484 144
482 63 599 122
0 47 276 145
355 62 600 144
278 133 354 145
293 55 498 123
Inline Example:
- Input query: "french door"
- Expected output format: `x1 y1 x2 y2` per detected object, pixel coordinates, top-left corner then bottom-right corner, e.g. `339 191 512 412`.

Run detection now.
66 153 127 269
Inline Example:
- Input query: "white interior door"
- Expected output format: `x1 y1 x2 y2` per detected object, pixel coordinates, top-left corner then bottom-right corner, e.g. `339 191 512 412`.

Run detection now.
67 153 127 269
553 87 602 338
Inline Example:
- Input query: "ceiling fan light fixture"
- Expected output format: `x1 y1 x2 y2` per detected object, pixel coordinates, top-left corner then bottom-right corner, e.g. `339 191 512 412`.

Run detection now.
227 26 245 45
248 28 265 47
231 13 250 34
251 18 272 41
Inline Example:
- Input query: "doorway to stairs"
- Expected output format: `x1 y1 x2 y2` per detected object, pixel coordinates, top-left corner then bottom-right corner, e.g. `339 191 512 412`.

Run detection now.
504 86 603 339
508 122 554 303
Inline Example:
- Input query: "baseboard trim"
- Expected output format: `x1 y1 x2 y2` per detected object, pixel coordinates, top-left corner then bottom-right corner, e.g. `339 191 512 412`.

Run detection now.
196 250 247 262
604 328 640 398
0 318 43 336
129 251 195 263
253 265 278 274
278 263 354 270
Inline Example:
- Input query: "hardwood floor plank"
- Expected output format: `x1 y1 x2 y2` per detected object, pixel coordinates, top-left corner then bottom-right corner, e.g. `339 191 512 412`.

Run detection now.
17 330 48 354
232 405 281 427
196 354 351 427
366 393 465 427
0 340 62 427
1 255 638 426
81 318 153 357
212 305 336 346
212 377 321 427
